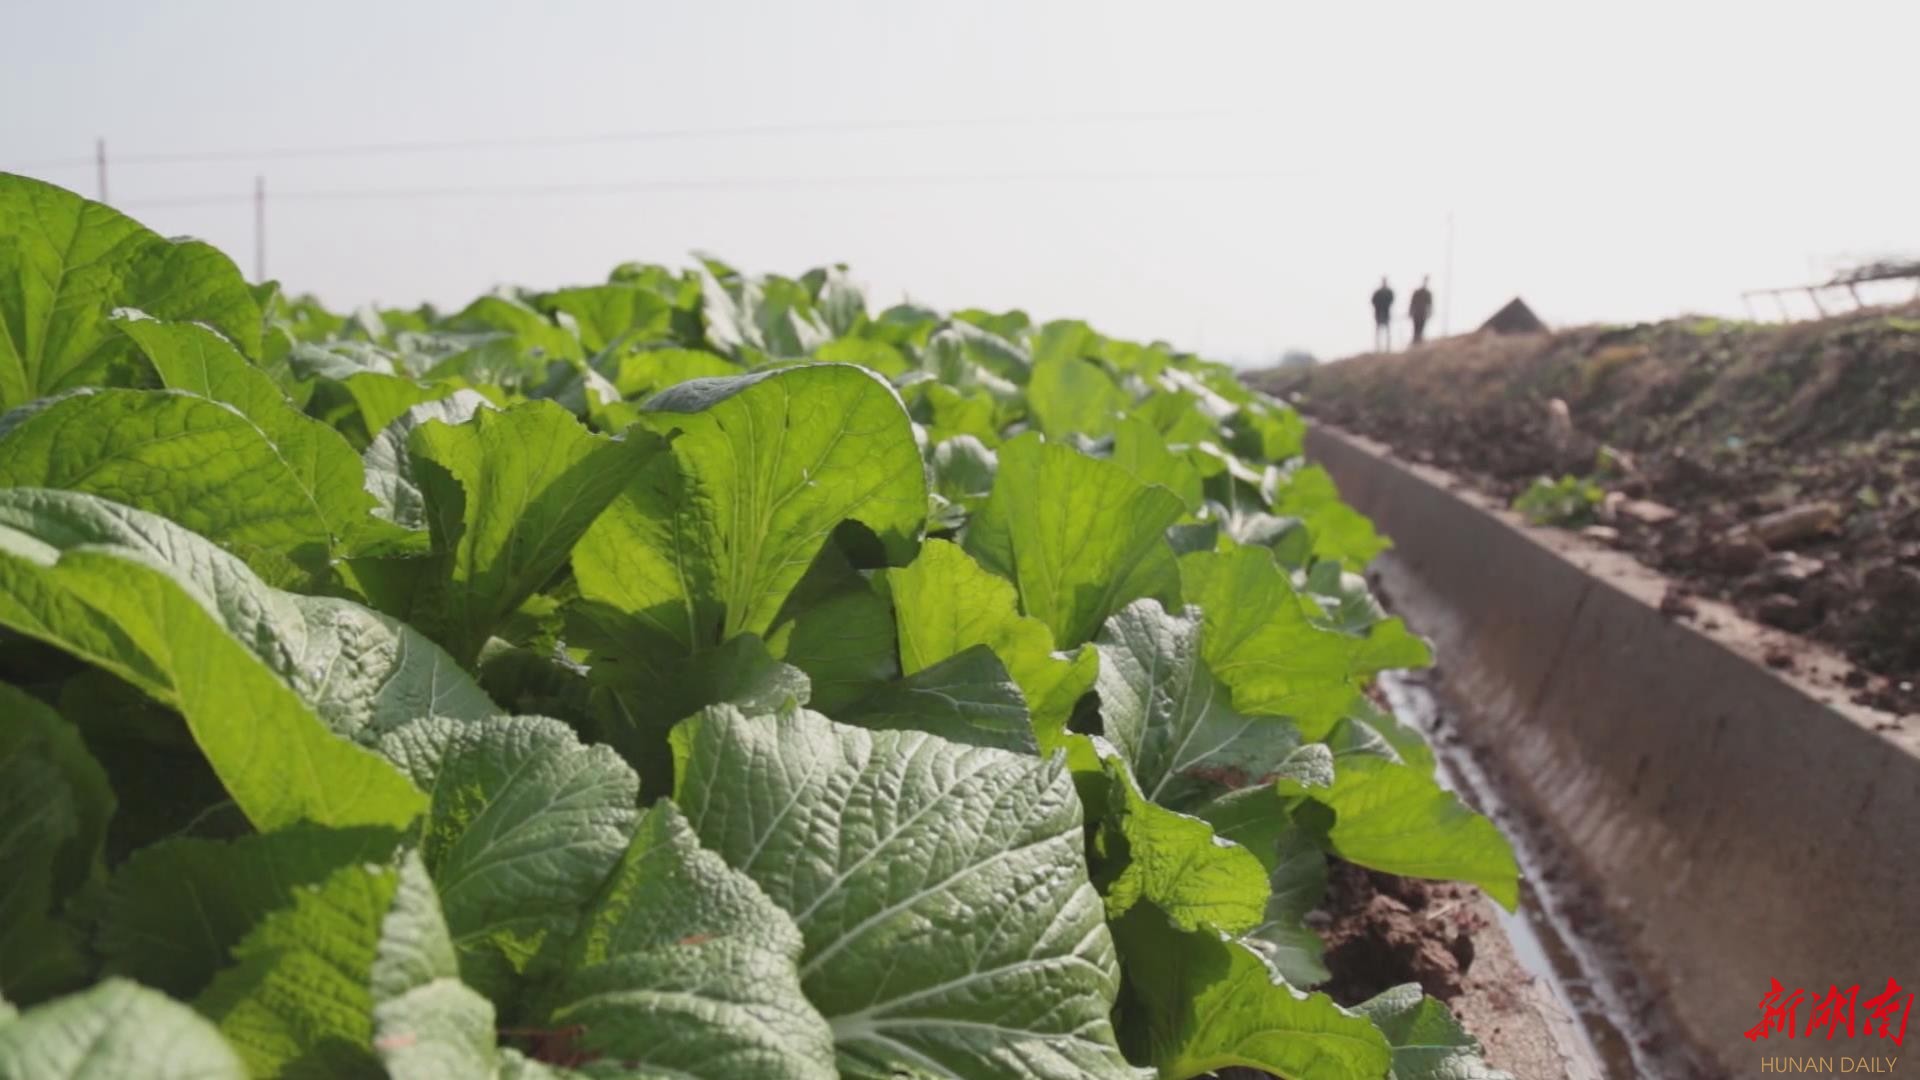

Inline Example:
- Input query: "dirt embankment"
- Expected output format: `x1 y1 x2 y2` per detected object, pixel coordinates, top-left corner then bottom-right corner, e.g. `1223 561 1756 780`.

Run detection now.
1253 304 1920 714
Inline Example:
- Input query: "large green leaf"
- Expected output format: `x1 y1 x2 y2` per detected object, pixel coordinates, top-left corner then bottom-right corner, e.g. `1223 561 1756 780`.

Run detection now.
1096 754 1270 936
0 488 498 740
1112 415 1204 511
539 284 672 354
671 704 1137 1080
1284 753 1519 910
375 715 641 992
360 390 494 531
1028 355 1126 439
0 490 427 831
0 685 109 902
367 855 577 1080
1272 465 1389 571
97 824 405 1000
400 401 655 664
1194 787 1336 987
194 859 399 1078
599 346 739 399
0 978 246 1079
0 686 105 1003
1355 984 1515 1080
450 294 582 364
538 802 838 1079
573 363 926 654
1180 546 1431 738
699 266 830 360
881 538 1095 748
1113 905 1392 1080
0 173 261 411
0 388 370 579
583 631 812 798
113 309 377 547
837 644 1035 753
964 433 1185 648
1255 822 1336 986
1093 599 1304 809
766 545 898 712
369 854 505 1080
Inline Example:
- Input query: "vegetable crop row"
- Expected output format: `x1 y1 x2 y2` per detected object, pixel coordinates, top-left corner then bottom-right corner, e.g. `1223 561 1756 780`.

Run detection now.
0 173 1518 1080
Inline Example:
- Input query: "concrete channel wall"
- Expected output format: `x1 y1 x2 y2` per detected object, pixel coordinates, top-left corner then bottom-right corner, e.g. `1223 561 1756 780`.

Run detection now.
1307 425 1920 1076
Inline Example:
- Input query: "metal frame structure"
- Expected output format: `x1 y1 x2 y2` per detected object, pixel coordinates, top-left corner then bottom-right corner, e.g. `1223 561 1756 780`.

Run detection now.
1741 259 1920 321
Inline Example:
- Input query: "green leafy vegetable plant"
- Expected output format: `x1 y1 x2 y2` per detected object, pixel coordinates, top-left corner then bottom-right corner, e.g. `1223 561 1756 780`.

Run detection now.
0 172 1517 1080
1512 474 1604 527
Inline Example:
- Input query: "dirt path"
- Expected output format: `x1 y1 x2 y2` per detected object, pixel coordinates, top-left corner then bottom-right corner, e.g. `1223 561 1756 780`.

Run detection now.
1253 304 1920 714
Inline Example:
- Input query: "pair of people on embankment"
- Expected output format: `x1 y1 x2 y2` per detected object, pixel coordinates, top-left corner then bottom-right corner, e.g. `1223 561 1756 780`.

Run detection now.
1371 276 1434 351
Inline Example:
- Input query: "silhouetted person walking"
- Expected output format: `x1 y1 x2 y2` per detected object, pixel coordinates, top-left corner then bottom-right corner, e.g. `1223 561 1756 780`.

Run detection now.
1371 277 1395 351
1410 276 1434 345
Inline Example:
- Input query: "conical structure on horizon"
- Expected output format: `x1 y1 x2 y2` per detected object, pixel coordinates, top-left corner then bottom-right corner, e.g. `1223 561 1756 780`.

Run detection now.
1481 297 1547 334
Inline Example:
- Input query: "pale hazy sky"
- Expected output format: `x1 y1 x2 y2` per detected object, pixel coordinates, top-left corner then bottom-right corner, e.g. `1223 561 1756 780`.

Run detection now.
5 0 1916 363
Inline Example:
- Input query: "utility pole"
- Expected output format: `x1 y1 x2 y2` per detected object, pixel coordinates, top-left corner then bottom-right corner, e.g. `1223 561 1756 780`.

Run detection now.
1442 211 1455 337
95 139 108 203
253 175 266 282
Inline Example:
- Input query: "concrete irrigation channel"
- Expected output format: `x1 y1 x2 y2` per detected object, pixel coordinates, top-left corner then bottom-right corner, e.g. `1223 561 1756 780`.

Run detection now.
1311 424 1920 1079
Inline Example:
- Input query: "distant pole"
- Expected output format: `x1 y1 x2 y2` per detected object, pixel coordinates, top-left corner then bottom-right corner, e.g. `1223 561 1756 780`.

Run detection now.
95 139 108 203
253 175 266 282
1442 211 1455 337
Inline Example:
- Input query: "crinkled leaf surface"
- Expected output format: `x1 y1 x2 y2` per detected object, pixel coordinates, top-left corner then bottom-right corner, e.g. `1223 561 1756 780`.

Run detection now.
573 364 926 656
1094 599 1305 809
0 492 425 831
0 978 246 1080
0 488 498 740
1180 546 1431 738
0 388 370 578
113 310 376 547
1096 754 1269 936
193 860 398 1078
0 173 260 411
540 802 838 1080
883 538 1095 750
375 715 641 993
98 823 403 1000
964 433 1185 648
670 704 1137 1080
1355 984 1515 1080
1113 905 1391 1080
369 854 503 1080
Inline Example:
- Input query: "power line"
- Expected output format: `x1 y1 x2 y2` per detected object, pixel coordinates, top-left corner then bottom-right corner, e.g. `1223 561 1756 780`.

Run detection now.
14 109 1233 171
115 167 1313 209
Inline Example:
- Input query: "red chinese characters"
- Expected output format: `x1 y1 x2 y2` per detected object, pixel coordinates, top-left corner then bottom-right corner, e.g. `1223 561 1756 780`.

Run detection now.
1745 978 1914 1046
1746 979 1807 1041
1862 978 1915 1047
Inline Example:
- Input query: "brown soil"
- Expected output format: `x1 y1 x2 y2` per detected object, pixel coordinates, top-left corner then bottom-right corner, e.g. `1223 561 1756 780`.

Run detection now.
1254 304 1920 714
1214 864 1498 1080
1317 861 1487 1005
